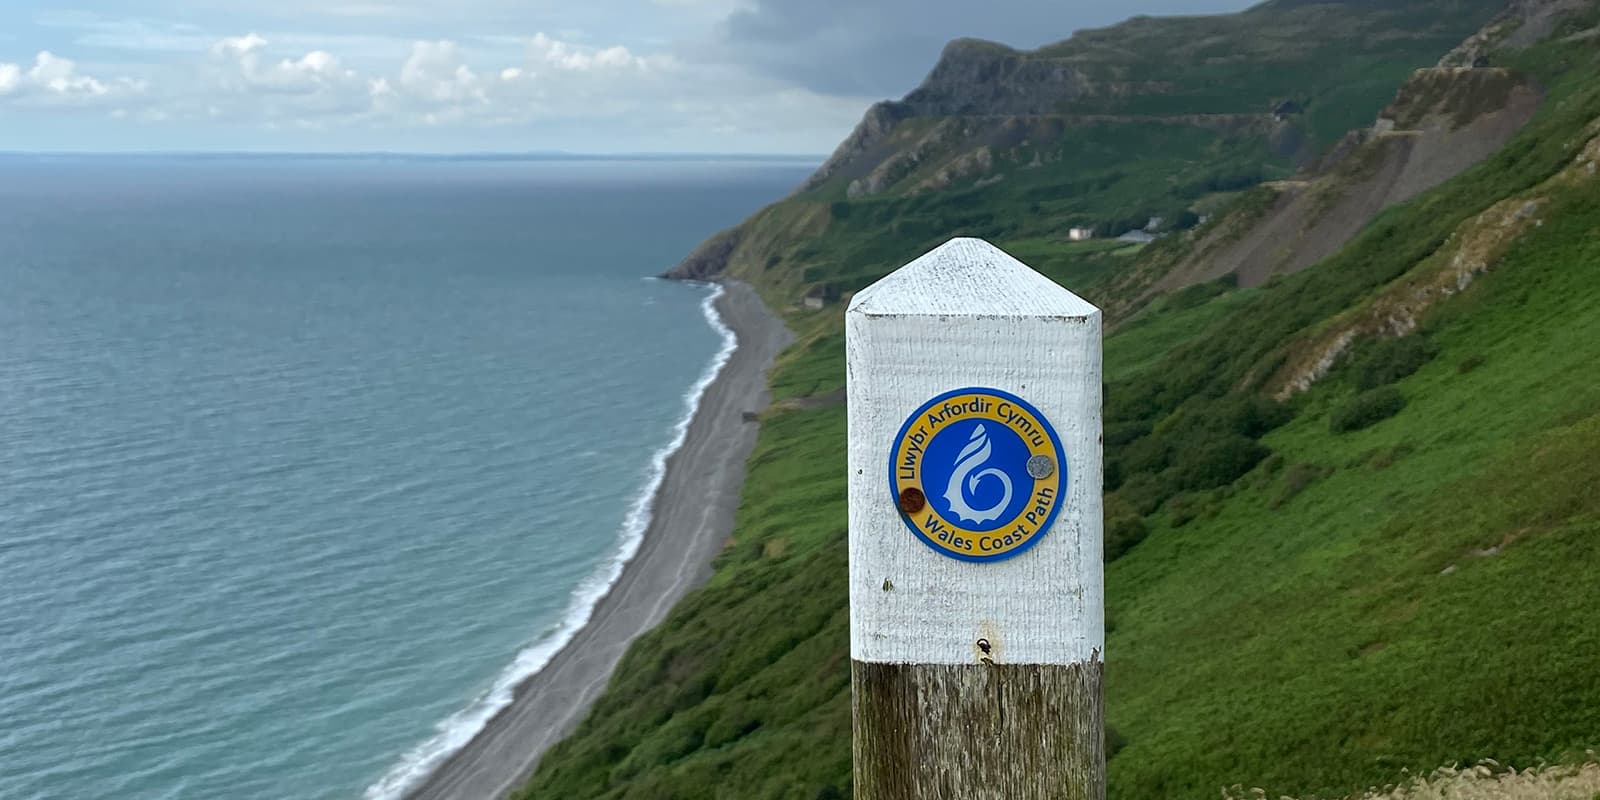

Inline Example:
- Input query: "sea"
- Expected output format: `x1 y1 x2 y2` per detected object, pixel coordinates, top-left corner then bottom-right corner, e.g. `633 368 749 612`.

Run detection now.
0 154 813 800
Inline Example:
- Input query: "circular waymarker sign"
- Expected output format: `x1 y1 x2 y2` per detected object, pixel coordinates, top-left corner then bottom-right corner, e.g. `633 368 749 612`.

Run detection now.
889 387 1068 562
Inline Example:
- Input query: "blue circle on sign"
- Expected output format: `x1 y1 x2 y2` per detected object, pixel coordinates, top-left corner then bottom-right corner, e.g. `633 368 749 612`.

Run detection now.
920 418 1034 533
888 387 1068 563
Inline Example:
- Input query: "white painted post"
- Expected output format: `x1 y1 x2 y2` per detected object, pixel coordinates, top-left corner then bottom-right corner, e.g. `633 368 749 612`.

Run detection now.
845 237 1104 800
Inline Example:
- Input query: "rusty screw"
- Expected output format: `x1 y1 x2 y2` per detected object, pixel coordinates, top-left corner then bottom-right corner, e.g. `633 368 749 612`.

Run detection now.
897 487 926 514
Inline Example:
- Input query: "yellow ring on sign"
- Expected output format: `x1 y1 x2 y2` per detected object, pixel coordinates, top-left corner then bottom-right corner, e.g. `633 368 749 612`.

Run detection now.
888 387 1067 562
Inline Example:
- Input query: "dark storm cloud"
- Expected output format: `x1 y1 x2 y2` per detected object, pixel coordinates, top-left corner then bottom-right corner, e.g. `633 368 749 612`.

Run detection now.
712 0 1259 97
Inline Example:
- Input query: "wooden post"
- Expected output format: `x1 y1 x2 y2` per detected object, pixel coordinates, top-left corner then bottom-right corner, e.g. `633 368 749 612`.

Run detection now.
845 237 1104 800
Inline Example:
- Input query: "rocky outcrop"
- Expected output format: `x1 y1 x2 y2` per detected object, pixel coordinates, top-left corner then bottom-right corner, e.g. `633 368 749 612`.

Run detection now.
798 102 911 193
1438 0 1595 66
1125 66 1541 302
910 146 995 195
841 118 1013 199
1266 119 1600 398
794 32 1268 199
845 119 963 199
1383 67 1528 129
661 227 742 280
896 39 1103 117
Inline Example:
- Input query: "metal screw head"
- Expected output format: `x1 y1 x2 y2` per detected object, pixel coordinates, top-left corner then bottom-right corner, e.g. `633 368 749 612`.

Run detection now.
1026 454 1056 479
897 487 926 514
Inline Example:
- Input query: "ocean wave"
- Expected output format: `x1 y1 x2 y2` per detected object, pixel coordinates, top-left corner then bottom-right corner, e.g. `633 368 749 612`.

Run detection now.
363 282 738 800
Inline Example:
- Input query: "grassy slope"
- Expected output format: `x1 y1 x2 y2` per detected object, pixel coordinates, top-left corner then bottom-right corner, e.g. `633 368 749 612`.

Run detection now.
1030 0 1499 143
521 17 1600 800
1108 191 1600 797
718 0 1504 313
764 123 1280 298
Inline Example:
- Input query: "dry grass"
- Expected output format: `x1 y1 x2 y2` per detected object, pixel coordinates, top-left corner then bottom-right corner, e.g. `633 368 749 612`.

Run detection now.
1226 760 1600 800
1359 762 1600 800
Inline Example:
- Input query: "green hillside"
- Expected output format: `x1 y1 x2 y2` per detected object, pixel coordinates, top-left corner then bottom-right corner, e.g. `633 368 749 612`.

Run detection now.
666 0 1506 302
521 3 1600 799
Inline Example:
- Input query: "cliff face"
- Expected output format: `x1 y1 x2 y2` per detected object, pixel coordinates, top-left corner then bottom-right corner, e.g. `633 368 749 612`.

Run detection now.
797 102 910 194
666 229 743 282
1106 65 1544 314
663 0 1507 288
790 39 1107 196
1439 0 1597 65
898 39 1100 117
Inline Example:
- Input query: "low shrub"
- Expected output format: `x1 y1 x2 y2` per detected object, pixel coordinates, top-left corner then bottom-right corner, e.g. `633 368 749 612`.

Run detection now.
1353 334 1439 390
1105 512 1150 561
1169 433 1271 491
1330 386 1406 433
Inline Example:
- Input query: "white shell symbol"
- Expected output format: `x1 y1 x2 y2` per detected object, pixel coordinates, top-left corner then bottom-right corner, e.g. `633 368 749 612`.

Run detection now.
942 424 1013 525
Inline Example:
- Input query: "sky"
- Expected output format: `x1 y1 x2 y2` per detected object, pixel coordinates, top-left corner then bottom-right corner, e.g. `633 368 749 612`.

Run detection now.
0 0 1255 153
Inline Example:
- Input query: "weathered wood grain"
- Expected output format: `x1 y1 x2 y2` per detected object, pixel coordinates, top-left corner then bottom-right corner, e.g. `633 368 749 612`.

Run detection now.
853 660 1105 800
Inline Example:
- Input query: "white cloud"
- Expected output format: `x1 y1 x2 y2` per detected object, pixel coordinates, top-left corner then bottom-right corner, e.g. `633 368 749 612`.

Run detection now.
199 34 498 126
193 33 373 126
31 52 109 97
360 34 677 126
1 22 865 151
396 41 485 104
0 63 20 96
528 33 656 72
212 33 269 59
210 32 362 94
260 50 357 92
8 0 1267 151
0 52 144 106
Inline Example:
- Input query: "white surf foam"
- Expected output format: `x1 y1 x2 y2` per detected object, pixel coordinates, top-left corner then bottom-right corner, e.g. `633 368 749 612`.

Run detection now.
364 282 738 800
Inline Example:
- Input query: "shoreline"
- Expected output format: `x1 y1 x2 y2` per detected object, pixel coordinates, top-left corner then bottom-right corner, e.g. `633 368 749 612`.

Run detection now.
399 280 792 800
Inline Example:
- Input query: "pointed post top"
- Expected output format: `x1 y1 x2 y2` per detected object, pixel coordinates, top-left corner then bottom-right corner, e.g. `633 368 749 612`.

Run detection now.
845 236 1106 799
847 237 1100 319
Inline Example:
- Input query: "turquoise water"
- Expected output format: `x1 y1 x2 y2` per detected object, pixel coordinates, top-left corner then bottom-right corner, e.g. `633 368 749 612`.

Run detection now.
0 156 811 800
